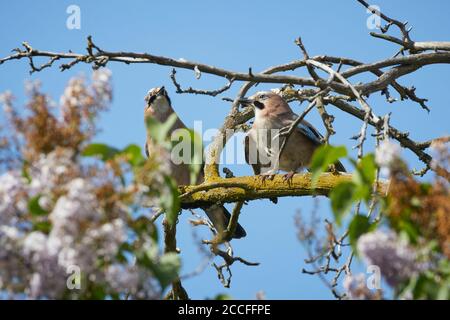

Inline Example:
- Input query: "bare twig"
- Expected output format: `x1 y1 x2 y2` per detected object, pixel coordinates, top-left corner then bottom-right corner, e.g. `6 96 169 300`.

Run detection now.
170 68 235 96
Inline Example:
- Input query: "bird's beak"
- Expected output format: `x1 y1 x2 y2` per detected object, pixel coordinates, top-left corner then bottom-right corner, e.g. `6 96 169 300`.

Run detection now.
239 98 264 110
157 86 166 96
145 86 166 107
238 98 253 105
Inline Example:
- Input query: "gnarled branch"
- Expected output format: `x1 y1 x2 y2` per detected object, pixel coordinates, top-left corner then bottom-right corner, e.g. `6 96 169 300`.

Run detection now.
179 173 387 208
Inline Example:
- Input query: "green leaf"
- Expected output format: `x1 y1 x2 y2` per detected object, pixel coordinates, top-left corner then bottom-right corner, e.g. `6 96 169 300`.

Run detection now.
411 274 441 299
352 154 376 202
419 183 432 194
22 163 31 183
28 195 49 216
213 294 233 300
187 129 203 185
353 154 376 186
144 242 160 262
88 284 107 300
348 215 373 251
352 184 372 204
121 144 146 168
136 242 181 291
131 216 158 242
146 113 178 144
310 145 347 185
82 143 120 161
161 176 180 226
397 274 419 299
152 252 181 290
33 221 52 233
330 181 357 225
437 283 449 300
398 220 420 244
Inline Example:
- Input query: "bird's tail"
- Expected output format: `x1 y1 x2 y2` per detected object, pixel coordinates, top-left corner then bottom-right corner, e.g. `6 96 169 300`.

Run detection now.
332 160 346 173
202 204 247 239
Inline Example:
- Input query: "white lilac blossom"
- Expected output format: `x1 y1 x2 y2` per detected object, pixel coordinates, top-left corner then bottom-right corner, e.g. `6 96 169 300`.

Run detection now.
357 230 424 287
0 177 131 299
429 140 449 171
29 149 77 194
23 231 47 256
49 178 127 273
59 69 112 118
0 70 166 299
343 273 376 300
94 219 127 256
0 90 14 113
106 264 159 299
0 225 22 263
105 264 140 294
0 154 155 298
59 77 85 108
22 231 66 298
37 195 52 211
375 140 402 176
0 226 27 295
0 170 29 225
49 177 99 238
128 183 151 207
91 68 112 104
24 80 42 95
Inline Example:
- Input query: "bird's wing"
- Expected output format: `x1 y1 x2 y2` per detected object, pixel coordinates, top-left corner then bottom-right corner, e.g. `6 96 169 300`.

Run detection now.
280 113 323 145
244 133 261 175
280 113 347 172
297 120 323 145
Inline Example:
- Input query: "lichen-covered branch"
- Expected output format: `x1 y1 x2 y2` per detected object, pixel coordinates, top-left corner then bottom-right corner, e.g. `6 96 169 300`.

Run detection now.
179 173 387 208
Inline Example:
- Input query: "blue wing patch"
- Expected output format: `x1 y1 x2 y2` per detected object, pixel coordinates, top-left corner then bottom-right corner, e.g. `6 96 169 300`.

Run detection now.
296 121 323 144
278 112 324 145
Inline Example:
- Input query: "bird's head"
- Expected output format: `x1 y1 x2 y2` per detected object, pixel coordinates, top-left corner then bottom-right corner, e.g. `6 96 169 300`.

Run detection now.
239 91 291 118
144 86 172 120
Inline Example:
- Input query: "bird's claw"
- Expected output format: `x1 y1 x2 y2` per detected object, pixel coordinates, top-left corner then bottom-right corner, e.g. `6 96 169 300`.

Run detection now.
328 164 339 175
259 174 276 182
282 171 295 182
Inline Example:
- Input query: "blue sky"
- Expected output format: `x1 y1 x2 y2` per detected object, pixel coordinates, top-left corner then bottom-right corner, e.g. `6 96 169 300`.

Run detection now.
1 1 449 299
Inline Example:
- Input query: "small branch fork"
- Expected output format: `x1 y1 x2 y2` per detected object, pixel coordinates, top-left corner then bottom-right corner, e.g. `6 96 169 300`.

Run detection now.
357 0 450 53
206 201 259 288
186 203 259 288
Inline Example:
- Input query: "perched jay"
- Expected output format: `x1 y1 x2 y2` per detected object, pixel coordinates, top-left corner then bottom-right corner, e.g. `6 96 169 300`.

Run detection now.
242 91 346 179
144 87 246 239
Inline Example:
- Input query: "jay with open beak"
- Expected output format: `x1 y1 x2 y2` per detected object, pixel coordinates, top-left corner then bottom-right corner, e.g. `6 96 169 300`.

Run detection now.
144 86 246 239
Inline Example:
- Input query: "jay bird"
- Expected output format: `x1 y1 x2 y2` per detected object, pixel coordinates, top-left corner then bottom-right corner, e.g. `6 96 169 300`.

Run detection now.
144 86 247 239
242 91 346 180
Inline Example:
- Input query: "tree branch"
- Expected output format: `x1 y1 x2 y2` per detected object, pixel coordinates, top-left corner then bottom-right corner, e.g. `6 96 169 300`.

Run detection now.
179 172 387 208
162 218 189 300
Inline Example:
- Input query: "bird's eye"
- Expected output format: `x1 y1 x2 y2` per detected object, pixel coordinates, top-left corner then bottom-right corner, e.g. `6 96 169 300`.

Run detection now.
259 94 266 100
146 94 157 105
